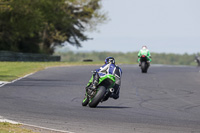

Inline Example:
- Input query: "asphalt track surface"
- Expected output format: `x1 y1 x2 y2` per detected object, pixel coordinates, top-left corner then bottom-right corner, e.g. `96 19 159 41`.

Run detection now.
0 65 200 133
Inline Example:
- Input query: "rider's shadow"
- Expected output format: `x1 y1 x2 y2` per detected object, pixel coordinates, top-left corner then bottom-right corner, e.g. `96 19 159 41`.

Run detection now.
96 106 131 109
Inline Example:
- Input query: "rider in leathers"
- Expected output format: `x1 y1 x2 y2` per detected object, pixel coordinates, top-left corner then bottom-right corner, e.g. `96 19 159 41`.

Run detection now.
87 57 122 99
138 46 152 66
195 54 200 67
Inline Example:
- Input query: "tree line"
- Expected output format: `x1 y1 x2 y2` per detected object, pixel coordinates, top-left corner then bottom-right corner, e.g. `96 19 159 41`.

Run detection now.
54 51 198 66
0 0 106 54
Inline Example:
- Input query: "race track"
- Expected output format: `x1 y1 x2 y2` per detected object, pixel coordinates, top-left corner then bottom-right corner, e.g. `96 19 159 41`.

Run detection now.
0 65 200 133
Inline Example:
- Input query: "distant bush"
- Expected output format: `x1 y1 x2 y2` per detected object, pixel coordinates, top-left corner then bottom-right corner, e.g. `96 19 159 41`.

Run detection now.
54 51 198 66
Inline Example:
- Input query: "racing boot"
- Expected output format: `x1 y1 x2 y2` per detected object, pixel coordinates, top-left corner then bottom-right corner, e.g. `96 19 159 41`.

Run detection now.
139 61 141 66
147 61 150 67
91 80 98 89
91 72 99 89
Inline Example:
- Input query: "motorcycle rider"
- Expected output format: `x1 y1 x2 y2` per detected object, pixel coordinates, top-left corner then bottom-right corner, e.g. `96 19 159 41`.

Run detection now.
195 54 200 67
138 46 152 66
86 57 122 99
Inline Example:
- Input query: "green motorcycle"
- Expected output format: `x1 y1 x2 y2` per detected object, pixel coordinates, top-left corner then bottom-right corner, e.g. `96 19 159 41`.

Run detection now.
82 72 116 108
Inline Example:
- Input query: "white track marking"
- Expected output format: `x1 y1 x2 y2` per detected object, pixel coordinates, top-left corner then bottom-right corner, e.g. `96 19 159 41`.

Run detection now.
21 123 75 133
0 73 34 88
0 116 75 133
0 116 19 124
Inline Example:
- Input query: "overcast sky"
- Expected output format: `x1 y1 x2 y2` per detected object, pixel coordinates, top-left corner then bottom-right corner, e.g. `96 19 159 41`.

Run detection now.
65 0 200 54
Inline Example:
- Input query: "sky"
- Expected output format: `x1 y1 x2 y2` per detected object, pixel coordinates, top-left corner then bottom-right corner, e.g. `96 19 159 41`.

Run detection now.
64 0 200 54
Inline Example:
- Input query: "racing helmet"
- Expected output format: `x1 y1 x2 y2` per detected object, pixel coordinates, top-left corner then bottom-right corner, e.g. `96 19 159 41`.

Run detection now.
142 46 147 50
105 57 115 64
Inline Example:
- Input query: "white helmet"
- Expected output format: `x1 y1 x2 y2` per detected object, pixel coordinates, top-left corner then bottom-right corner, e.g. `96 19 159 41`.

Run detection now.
142 46 147 50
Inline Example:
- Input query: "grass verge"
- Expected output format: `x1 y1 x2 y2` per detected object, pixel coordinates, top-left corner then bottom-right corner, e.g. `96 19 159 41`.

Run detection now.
0 122 36 133
0 61 101 81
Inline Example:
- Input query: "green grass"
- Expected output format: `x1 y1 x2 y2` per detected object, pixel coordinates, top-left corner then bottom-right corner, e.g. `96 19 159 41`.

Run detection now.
0 122 36 133
0 61 101 81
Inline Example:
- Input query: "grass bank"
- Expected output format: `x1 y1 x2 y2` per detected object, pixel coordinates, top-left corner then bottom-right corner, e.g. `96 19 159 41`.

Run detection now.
0 61 101 81
0 122 35 133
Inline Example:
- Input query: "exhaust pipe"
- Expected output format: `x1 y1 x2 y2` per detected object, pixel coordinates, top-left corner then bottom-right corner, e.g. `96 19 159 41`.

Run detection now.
110 88 114 93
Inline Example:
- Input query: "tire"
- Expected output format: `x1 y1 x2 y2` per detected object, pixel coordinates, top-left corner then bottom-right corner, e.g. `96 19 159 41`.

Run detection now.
102 92 110 101
89 86 106 108
82 95 89 106
141 62 147 73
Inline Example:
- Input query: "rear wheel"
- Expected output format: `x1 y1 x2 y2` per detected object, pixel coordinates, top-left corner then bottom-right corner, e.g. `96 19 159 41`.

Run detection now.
89 86 106 108
141 62 147 73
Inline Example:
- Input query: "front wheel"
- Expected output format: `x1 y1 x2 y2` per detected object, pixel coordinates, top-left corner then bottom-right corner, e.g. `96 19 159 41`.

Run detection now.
82 95 89 106
89 86 106 108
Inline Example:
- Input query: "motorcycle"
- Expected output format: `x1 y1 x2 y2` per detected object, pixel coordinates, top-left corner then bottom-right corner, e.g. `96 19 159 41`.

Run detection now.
140 55 149 73
195 55 200 67
82 72 116 108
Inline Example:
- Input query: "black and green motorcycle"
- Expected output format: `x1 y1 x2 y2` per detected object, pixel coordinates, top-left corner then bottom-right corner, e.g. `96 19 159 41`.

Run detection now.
82 72 116 108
